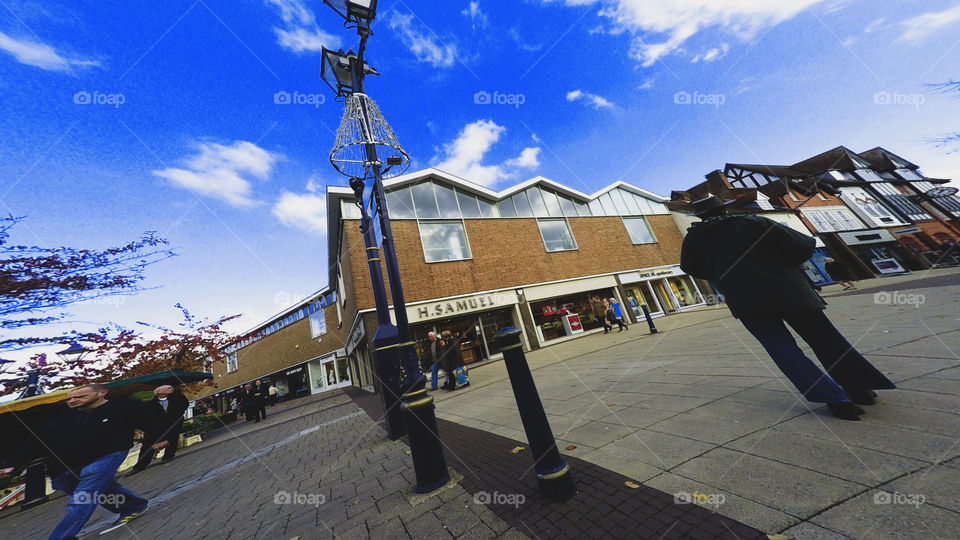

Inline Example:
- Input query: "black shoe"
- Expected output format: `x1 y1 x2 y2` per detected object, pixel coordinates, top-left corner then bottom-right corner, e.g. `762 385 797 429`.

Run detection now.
846 389 878 406
827 402 865 420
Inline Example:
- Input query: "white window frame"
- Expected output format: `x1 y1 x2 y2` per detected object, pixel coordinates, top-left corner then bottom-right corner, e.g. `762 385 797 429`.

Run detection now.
536 218 578 252
621 216 658 245
417 219 473 263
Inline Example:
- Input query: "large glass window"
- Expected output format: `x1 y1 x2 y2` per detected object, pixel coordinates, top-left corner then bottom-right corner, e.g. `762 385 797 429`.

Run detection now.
434 182 461 218
497 197 517 217
558 194 578 216
512 192 534 216
537 218 577 252
621 190 641 215
526 187 548 216
598 192 617 215
622 217 656 244
385 186 415 218
541 189 564 217
309 311 327 338
418 221 472 262
456 188 481 217
575 200 592 216
478 196 499 217
411 182 439 218
610 189 630 215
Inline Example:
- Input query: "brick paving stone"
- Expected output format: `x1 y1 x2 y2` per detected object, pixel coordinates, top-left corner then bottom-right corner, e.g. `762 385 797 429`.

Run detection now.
369 516 409 538
404 511 453 539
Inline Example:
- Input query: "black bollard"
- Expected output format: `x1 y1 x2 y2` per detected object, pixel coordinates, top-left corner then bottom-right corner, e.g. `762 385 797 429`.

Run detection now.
400 388 450 493
495 328 575 501
640 304 658 334
20 458 49 510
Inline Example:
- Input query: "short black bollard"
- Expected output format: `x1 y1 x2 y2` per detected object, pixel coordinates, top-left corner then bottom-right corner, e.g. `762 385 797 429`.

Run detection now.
495 328 575 501
401 388 450 493
640 304 658 334
20 458 49 510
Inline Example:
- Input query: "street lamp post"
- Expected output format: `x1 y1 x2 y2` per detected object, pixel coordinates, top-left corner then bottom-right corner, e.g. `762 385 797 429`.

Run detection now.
322 2 450 493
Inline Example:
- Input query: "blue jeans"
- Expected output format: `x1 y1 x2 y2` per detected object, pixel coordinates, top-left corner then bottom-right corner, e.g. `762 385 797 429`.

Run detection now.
49 450 148 540
739 310 896 403
430 361 440 389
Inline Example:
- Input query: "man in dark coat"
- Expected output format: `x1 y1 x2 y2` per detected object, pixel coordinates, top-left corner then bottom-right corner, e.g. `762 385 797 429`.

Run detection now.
240 383 260 422
1 384 167 538
680 196 895 420
252 379 268 420
129 385 189 474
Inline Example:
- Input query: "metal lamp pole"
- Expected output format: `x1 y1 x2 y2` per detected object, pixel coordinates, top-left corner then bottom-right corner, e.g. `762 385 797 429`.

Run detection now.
322 0 449 493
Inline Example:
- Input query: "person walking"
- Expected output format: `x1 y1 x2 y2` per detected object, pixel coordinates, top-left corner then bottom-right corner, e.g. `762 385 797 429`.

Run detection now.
824 257 857 290
679 195 895 421
252 380 268 420
604 299 618 334
128 385 188 475
591 296 611 333
609 297 628 331
439 330 465 390
240 384 260 422
0 384 167 538
425 331 443 391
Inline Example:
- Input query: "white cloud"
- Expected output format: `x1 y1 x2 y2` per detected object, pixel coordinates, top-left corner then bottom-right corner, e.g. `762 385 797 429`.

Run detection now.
691 42 729 63
433 120 541 187
900 4 960 42
566 89 616 110
636 78 654 90
549 0 833 66
388 11 457 68
272 187 326 235
0 32 98 72
153 141 279 207
264 0 341 53
462 2 489 29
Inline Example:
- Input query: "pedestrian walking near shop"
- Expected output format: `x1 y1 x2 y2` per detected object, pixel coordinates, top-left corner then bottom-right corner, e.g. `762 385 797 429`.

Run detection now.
609 298 628 331
679 195 896 421
268 383 279 406
439 330 465 390
253 379 268 420
240 383 260 422
604 299 618 333
0 384 167 539
425 331 442 391
592 296 611 333
128 385 188 475
824 258 857 290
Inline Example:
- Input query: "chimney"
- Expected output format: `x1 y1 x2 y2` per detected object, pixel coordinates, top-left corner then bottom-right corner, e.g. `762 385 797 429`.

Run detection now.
705 170 732 195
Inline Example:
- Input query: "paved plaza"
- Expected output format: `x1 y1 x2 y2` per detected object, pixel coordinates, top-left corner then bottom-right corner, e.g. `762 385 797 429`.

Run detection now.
0 268 957 539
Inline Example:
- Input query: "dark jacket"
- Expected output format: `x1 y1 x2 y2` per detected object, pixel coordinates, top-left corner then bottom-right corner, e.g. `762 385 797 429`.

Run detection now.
148 391 189 440
680 215 825 318
251 384 268 404
825 260 853 282
3 398 161 476
439 336 464 372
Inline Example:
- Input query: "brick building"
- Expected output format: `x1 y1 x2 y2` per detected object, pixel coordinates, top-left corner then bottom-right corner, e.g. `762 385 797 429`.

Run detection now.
329 168 706 380
199 168 703 404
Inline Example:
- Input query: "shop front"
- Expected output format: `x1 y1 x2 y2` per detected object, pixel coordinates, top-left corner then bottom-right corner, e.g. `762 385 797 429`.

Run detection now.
273 363 311 401
308 351 351 394
406 291 522 368
836 229 913 275
617 266 706 319
523 275 621 345
345 317 374 391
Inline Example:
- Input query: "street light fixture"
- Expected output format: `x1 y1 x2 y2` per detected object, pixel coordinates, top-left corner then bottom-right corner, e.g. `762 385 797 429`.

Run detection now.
56 342 90 365
321 0 449 494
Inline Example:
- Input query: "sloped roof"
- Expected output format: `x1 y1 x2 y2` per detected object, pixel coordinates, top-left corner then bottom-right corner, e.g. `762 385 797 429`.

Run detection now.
857 147 919 171
789 146 872 173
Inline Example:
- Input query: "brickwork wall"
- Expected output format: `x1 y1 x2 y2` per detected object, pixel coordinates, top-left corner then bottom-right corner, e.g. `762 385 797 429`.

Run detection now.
344 215 685 311
203 302 348 395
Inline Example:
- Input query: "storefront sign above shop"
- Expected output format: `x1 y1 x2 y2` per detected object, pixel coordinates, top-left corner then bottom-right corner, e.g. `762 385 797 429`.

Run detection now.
285 366 304 375
891 226 921 236
837 229 896 246
408 291 519 322
619 265 685 284
345 319 365 356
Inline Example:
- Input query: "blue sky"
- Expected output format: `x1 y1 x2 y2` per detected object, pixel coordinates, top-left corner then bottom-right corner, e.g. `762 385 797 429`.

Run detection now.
2 0 959 363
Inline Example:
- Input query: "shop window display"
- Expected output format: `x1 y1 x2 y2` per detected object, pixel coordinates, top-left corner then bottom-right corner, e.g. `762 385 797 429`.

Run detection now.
531 289 609 342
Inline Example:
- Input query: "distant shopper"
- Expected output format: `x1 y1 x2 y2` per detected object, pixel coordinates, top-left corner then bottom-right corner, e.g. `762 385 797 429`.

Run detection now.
609 297 628 332
604 299 618 333
0 384 167 538
439 330 465 390
240 384 260 422
425 331 443 390
253 380 268 420
824 258 857 290
680 195 895 421
268 384 279 405
128 385 188 475
591 296 611 333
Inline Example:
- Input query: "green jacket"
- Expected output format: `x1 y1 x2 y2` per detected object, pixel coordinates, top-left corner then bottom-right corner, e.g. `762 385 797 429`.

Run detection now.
680 215 824 318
